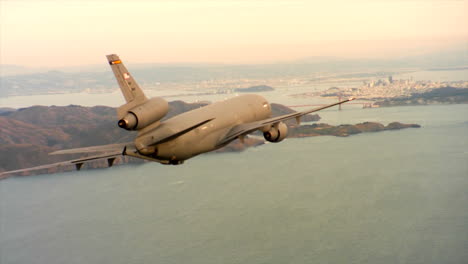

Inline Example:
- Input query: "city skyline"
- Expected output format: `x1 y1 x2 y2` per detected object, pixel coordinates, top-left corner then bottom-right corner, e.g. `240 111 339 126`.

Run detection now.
1 0 467 67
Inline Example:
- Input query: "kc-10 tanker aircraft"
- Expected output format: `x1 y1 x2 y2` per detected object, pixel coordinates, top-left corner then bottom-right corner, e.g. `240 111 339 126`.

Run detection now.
2 54 354 176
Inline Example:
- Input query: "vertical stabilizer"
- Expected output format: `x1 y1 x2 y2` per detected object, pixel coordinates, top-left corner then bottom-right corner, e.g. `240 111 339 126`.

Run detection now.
106 54 147 104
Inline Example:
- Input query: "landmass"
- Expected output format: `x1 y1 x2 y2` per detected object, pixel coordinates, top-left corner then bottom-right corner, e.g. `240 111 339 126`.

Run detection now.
234 85 274 93
0 108 15 114
0 101 317 175
289 122 420 137
0 102 419 177
374 87 468 107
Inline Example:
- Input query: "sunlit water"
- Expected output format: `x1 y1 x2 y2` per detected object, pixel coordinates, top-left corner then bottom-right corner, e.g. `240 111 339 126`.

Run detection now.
1 104 467 264
0 84 340 109
1 69 465 109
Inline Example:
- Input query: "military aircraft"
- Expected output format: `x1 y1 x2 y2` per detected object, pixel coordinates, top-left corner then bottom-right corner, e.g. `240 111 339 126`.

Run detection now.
1 54 354 176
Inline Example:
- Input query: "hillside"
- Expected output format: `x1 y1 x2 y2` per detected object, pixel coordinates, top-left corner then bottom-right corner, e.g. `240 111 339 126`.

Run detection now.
289 122 420 137
0 102 420 177
234 85 274 93
0 102 319 174
374 87 468 107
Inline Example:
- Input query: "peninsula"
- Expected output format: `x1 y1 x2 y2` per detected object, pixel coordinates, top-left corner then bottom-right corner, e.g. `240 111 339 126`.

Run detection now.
374 87 468 107
0 102 419 177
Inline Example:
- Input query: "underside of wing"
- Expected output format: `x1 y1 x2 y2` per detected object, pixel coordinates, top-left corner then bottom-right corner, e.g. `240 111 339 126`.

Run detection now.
0 142 174 178
217 97 355 146
0 151 123 178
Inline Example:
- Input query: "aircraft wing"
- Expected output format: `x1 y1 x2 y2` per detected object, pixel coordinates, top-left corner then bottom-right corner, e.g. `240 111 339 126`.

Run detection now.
0 142 175 178
217 97 355 146
0 151 123 178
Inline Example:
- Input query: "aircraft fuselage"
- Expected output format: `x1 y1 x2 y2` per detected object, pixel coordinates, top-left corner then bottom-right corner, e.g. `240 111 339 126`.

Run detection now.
134 94 271 163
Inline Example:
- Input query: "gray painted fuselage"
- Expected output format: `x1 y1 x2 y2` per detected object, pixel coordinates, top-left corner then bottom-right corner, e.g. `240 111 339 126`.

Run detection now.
135 94 271 162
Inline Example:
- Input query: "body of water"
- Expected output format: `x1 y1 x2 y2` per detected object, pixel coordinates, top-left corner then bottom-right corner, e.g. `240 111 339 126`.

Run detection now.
1 104 467 264
1 69 466 109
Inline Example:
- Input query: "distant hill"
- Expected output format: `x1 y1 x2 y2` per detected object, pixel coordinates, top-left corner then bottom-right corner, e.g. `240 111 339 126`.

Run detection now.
0 64 45 76
374 87 468 107
234 85 274 93
289 122 420 137
2 47 466 97
0 108 15 114
0 101 319 174
0 99 420 177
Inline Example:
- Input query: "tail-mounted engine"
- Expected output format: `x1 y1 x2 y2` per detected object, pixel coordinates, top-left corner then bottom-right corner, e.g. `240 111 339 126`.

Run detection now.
118 97 169 130
263 122 288 143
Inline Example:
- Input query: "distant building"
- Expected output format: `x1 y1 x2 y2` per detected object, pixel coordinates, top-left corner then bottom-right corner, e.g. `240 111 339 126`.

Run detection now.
388 75 393 84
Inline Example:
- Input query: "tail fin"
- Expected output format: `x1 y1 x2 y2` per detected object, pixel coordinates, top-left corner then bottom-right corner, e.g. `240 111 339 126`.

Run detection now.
106 54 147 104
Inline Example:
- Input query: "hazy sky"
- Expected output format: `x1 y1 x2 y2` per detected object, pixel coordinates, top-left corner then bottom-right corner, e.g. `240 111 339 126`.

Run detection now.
1 0 467 67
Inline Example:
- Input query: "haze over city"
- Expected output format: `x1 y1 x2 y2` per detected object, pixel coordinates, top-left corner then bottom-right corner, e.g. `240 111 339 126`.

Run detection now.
1 0 467 67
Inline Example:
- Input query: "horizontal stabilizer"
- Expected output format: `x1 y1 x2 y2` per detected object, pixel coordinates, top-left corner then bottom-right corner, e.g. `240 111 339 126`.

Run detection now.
50 143 130 155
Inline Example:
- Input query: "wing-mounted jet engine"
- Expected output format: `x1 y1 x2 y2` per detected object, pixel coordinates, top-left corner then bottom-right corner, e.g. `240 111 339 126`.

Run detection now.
263 122 288 142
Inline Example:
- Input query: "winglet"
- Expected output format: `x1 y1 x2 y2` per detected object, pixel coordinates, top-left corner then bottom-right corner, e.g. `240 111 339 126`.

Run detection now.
75 163 83 171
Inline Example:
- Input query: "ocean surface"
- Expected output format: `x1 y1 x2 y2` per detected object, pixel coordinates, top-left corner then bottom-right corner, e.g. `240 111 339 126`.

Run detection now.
1 103 467 264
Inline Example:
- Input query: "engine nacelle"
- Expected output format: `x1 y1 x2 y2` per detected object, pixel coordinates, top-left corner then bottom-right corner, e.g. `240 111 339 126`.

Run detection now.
118 97 169 130
263 122 288 143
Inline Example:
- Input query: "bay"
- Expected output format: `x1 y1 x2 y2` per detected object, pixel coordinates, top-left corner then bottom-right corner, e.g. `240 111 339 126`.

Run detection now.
1 104 467 264
1 69 465 109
